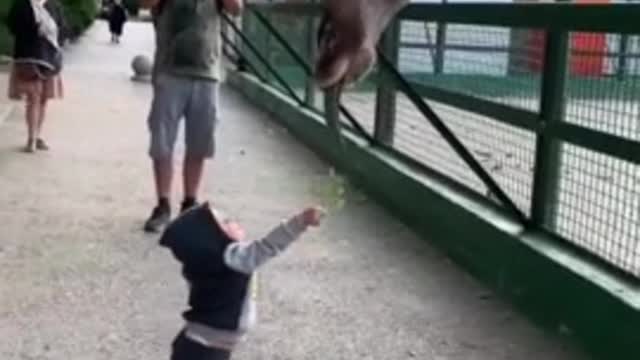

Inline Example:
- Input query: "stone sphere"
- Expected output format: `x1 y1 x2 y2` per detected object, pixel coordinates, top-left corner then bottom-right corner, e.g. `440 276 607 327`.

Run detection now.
131 55 152 77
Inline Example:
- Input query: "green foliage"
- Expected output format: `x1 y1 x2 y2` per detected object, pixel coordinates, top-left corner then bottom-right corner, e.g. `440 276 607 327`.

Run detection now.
310 169 368 213
0 0 98 55
59 0 98 37
311 172 348 212
123 0 140 17
0 0 13 55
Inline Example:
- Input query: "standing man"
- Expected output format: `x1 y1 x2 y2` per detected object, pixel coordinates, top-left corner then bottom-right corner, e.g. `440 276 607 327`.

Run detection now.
140 0 243 233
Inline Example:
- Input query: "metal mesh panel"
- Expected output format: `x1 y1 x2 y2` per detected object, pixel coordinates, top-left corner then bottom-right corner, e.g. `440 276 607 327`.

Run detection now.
263 13 307 95
553 32 640 276
555 144 640 276
340 91 377 135
300 14 326 113
394 95 484 193
399 22 542 112
393 96 535 214
242 12 321 109
240 12 266 78
565 32 640 141
237 7 640 278
339 70 379 135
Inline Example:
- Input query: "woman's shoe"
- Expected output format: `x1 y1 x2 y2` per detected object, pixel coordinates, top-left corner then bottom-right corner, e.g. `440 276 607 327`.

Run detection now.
23 139 36 153
36 138 49 151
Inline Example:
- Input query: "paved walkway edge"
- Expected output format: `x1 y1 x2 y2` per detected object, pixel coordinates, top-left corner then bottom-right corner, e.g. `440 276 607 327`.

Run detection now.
228 71 640 360
0 102 16 128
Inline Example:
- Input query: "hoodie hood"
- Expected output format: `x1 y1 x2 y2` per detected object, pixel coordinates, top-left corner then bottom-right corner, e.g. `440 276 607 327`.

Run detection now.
159 202 234 275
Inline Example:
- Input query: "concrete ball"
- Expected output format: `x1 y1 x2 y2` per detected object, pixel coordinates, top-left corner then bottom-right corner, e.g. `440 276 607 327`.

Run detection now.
131 55 152 76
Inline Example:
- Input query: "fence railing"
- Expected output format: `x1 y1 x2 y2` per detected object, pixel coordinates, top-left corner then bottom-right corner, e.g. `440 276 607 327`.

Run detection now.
225 3 640 279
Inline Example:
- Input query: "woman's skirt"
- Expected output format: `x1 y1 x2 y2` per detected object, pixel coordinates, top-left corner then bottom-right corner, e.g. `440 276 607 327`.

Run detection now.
8 63 64 102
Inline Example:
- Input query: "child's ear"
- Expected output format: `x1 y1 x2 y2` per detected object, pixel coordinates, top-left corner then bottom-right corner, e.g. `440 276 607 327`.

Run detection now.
207 203 227 222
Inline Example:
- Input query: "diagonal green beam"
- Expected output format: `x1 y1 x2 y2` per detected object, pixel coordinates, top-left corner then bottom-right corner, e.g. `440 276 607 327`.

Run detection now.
377 50 528 223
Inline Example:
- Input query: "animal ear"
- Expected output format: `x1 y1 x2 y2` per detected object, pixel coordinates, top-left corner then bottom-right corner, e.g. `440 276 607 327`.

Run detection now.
315 49 351 89
314 13 352 89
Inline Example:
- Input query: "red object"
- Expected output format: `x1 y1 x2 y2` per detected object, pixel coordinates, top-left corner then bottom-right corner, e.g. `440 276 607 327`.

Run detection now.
569 0 609 76
525 30 545 72
570 32 606 76
523 0 609 77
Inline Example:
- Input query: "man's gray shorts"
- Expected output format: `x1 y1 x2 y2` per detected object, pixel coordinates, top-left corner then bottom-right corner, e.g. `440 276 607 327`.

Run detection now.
148 73 219 159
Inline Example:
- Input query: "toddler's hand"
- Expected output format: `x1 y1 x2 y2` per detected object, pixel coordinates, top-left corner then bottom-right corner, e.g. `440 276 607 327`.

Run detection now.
300 207 326 227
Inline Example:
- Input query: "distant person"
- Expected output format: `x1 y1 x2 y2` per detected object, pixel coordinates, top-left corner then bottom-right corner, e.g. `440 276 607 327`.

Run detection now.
7 0 64 153
108 0 128 44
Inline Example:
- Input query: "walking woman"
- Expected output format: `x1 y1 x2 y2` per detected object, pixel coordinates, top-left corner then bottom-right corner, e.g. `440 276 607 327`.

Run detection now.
7 0 64 153
108 0 128 44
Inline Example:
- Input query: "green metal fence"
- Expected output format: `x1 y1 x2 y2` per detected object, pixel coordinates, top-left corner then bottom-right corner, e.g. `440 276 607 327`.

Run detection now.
228 3 640 279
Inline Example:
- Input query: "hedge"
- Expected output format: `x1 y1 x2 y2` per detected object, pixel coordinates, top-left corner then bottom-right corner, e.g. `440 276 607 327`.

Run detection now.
0 1 12 56
59 0 99 38
123 0 140 17
0 0 98 56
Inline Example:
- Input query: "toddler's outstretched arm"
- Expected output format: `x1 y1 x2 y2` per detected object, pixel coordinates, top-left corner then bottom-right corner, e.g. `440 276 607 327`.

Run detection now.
223 207 324 274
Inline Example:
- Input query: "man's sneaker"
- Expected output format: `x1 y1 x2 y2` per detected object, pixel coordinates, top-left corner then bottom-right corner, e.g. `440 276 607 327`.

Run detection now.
180 200 199 214
144 205 171 233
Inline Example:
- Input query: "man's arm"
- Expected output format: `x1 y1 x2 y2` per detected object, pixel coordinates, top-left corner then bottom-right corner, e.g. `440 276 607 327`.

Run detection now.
220 0 243 16
223 208 323 274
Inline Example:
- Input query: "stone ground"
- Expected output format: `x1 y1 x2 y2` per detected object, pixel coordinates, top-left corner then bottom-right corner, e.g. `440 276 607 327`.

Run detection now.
0 21 587 360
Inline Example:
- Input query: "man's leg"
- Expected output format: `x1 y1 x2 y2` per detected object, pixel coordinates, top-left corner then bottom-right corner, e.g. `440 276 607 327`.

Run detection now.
183 155 206 208
182 79 219 213
144 74 188 232
153 157 173 203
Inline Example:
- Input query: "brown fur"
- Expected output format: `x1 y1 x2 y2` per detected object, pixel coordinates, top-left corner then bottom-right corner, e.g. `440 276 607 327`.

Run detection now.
314 0 409 89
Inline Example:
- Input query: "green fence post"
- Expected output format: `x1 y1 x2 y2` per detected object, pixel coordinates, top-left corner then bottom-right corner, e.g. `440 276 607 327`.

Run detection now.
241 13 250 68
264 13 274 85
243 13 265 81
304 14 318 107
531 30 569 228
434 22 447 75
617 34 629 81
324 89 342 145
374 20 400 145
434 0 448 75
